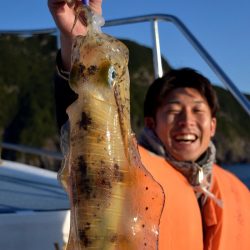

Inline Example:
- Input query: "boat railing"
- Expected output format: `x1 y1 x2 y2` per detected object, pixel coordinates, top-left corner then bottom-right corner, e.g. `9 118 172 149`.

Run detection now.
0 13 249 162
1 142 63 161
104 14 250 116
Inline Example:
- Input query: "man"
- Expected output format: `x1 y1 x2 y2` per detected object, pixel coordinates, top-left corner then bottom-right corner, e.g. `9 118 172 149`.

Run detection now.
48 0 250 249
138 69 250 249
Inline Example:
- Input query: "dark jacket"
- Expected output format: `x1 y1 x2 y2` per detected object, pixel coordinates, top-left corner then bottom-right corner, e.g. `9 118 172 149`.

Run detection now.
54 53 250 249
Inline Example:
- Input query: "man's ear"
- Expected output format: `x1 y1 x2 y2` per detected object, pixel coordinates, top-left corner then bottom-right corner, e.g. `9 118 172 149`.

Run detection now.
144 117 155 129
210 117 217 137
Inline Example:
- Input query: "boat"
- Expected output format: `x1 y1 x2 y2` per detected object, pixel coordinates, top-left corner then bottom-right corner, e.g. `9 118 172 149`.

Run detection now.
0 159 69 250
0 12 249 250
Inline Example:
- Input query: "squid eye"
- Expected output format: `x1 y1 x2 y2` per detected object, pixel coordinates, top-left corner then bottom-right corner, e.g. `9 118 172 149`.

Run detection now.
108 66 116 87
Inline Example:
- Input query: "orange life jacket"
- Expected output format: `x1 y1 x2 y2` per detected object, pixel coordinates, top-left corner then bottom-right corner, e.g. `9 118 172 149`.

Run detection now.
139 145 250 250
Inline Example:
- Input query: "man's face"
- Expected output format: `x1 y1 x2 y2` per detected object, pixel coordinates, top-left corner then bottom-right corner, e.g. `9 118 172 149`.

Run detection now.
148 87 216 162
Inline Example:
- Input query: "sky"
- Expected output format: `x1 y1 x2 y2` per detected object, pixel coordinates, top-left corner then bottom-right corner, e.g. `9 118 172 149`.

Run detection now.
0 0 250 94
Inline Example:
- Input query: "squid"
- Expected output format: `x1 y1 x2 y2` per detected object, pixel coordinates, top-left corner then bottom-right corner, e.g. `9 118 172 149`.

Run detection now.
59 2 165 249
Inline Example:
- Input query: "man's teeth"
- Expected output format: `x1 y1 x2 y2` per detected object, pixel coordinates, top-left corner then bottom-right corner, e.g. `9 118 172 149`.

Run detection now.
175 134 197 142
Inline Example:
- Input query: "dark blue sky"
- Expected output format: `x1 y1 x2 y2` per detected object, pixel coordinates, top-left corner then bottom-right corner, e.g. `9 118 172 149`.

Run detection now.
1 0 250 93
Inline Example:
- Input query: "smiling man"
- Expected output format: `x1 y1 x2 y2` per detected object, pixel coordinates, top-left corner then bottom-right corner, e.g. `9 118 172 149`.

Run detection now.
139 68 250 249
48 0 250 249
151 87 216 162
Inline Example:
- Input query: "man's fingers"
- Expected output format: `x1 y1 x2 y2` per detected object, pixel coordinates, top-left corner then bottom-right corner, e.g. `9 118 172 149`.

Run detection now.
48 0 67 10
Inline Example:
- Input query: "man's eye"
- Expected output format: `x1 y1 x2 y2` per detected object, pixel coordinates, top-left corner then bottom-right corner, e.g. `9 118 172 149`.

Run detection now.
193 108 204 113
167 109 180 114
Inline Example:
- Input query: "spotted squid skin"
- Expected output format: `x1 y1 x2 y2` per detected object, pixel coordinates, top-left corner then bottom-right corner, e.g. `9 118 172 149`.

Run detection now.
59 5 164 250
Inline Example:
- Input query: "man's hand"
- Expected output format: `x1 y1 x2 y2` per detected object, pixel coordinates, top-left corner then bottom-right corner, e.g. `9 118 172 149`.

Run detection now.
48 0 102 70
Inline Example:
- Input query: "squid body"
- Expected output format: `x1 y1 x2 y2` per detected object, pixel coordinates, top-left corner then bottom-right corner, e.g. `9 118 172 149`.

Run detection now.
59 3 165 250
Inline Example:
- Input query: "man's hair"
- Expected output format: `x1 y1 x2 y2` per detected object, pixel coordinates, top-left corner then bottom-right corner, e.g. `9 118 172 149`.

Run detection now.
143 67 219 118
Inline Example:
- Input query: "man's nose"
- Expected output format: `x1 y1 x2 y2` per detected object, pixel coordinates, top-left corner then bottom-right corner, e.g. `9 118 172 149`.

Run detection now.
177 109 195 126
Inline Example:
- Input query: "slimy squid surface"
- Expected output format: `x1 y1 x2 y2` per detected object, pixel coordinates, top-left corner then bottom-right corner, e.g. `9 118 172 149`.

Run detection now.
59 3 165 249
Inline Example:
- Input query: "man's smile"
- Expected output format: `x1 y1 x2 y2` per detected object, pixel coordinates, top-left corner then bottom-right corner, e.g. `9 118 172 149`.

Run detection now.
173 133 198 144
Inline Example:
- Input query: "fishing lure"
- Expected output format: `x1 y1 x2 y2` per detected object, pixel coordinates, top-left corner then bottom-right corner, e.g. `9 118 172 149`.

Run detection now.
59 2 164 249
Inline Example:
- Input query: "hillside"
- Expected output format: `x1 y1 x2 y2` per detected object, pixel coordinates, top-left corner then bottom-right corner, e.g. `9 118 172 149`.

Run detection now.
0 33 249 169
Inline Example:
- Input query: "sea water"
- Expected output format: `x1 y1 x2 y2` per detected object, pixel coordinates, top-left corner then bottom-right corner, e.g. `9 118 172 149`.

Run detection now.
222 164 250 189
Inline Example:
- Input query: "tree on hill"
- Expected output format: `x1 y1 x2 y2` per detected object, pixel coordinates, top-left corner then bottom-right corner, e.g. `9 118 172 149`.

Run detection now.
0 34 249 168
